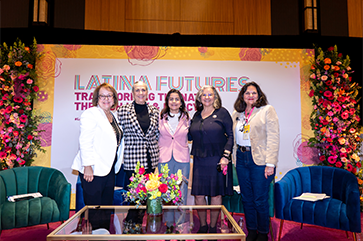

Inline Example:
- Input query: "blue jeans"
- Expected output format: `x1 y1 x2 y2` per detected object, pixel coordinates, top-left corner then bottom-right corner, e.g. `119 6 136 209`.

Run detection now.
236 148 274 234
158 156 190 226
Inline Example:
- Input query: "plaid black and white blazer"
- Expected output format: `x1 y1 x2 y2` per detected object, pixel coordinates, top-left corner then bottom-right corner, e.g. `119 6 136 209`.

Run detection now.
117 102 160 171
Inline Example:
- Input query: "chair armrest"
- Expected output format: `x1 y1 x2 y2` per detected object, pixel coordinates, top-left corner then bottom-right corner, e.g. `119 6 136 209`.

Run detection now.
274 178 294 219
345 182 361 232
48 172 71 221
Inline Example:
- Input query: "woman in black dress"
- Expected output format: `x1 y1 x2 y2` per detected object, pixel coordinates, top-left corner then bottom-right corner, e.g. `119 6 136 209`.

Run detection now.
189 85 234 234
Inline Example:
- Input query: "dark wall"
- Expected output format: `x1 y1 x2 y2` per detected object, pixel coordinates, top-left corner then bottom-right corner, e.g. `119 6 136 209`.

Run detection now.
0 0 29 28
0 0 84 30
53 0 84 29
320 0 348 36
271 0 300 35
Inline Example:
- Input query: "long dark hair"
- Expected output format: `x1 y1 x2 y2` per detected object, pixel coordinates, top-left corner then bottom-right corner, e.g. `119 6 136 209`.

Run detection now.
160 89 189 120
234 81 268 113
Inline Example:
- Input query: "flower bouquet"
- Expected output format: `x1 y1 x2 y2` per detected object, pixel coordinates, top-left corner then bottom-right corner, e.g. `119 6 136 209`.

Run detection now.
308 45 362 208
0 38 45 170
308 45 361 173
125 161 183 215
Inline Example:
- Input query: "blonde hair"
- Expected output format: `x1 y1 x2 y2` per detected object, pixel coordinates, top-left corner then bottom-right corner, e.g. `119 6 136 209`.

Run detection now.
195 85 222 111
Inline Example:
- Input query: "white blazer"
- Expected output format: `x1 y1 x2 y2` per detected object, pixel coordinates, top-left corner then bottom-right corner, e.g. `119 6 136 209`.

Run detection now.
72 106 124 176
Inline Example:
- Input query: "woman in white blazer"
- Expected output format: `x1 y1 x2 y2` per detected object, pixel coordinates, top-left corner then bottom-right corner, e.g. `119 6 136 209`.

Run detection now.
232 82 279 241
72 83 124 231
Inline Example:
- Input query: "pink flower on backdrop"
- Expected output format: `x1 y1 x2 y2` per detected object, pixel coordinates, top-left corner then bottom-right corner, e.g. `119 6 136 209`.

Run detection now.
63 45 82 51
294 139 319 165
124 46 166 66
335 162 342 168
321 75 328 81
37 123 52 147
239 48 262 61
198 47 208 53
37 91 48 102
26 79 33 84
37 51 62 80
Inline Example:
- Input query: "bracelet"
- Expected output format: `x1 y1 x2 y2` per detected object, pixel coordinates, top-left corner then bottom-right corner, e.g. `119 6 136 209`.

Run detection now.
222 153 231 161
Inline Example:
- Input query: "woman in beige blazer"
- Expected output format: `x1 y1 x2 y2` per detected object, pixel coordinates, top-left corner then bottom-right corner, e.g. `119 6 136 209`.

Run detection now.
232 82 279 241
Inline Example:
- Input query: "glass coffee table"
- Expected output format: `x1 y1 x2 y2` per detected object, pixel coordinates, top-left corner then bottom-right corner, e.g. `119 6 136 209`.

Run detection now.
47 205 245 240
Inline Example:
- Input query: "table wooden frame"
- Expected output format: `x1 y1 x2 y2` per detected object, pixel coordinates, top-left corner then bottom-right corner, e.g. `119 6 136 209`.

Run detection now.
47 205 245 241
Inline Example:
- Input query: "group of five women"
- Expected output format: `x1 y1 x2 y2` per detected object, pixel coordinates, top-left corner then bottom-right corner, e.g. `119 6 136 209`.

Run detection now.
72 81 280 241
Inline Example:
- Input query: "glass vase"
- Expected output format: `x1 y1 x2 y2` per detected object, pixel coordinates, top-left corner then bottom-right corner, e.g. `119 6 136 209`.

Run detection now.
146 198 162 216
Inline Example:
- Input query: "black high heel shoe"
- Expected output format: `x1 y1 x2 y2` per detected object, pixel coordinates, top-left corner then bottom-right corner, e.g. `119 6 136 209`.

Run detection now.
197 224 209 233
246 229 258 241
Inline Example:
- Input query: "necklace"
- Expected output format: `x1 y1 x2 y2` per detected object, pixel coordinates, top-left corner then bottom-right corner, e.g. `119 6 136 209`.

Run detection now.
105 111 113 122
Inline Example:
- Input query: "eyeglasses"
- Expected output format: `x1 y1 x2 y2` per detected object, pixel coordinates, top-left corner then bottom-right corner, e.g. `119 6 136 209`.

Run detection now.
99 95 113 100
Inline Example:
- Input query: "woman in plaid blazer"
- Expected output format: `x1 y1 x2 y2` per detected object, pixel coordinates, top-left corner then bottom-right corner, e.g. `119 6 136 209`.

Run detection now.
117 81 160 183
117 81 159 226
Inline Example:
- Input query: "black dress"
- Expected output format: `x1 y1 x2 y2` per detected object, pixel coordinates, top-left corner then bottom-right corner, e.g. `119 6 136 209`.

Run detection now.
189 107 234 196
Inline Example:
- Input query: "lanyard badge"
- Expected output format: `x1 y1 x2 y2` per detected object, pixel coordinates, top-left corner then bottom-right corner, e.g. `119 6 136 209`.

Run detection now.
242 107 254 140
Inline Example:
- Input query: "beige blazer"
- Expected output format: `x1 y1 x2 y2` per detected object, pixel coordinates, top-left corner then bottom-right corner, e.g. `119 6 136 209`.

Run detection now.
232 105 280 166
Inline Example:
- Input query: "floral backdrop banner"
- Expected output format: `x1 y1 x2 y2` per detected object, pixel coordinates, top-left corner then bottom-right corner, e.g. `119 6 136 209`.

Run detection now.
33 45 313 196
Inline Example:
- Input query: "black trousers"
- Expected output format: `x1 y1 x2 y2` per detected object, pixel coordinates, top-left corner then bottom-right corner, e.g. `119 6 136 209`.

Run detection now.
80 167 115 230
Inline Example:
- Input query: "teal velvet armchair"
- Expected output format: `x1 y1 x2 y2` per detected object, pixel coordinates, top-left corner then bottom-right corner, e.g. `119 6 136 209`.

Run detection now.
0 166 71 232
